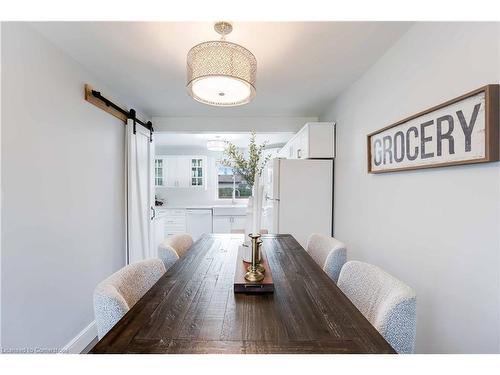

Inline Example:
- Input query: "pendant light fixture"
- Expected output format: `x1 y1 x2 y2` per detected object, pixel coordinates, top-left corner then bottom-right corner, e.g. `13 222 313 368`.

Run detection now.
206 138 226 152
187 22 257 107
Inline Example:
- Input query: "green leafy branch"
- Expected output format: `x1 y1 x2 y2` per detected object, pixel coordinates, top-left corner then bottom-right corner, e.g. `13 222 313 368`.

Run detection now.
219 132 272 188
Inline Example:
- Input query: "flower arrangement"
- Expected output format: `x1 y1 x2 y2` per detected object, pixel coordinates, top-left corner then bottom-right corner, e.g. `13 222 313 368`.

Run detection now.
220 132 271 188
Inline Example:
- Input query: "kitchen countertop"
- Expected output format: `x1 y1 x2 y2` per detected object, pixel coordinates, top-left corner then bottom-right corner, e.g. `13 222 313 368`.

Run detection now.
155 204 247 210
155 205 213 210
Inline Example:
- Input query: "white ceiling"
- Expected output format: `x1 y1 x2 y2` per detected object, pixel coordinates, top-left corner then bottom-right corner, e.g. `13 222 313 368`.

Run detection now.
30 22 411 117
155 132 294 148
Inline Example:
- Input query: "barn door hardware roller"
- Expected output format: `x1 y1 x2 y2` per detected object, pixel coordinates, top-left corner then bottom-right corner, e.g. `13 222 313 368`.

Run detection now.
84 84 154 142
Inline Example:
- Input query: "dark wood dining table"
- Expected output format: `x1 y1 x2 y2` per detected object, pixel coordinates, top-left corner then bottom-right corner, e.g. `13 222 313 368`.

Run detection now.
90 234 396 354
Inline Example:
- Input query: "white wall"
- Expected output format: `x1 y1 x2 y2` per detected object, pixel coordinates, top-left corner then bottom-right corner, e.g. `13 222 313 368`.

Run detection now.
1 23 127 351
321 22 500 353
498 23 500 356
0 21 3 349
152 116 317 133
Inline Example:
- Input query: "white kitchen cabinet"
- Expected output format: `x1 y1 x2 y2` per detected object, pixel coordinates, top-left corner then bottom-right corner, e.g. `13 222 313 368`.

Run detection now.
164 156 190 188
212 215 246 233
279 122 335 160
164 157 177 188
163 208 187 237
232 216 246 231
212 215 232 233
297 128 310 159
277 144 288 159
288 136 302 159
158 208 214 240
156 155 206 189
153 215 166 256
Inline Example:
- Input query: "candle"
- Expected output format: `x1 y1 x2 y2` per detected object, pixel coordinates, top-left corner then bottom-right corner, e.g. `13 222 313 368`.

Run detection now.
252 178 259 235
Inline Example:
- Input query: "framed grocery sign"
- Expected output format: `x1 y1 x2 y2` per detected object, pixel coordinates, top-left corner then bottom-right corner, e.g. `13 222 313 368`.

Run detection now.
367 84 499 173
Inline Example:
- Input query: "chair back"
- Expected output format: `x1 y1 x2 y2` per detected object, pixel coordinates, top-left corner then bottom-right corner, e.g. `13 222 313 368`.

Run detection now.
158 242 180 270
337 261 417 353
93 258 166 339
306 233 347 283
162 233 193 258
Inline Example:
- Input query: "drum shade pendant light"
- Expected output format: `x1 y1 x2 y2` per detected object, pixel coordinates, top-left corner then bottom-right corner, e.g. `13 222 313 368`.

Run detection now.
187 22 257 107
207 138 226 152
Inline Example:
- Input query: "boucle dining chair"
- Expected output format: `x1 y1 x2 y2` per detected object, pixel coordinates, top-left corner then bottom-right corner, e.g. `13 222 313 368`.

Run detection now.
93 258 166 339
164 233 193 256
337 261 417 354
157 241 179 270
305 233 347 283
157 233 193 269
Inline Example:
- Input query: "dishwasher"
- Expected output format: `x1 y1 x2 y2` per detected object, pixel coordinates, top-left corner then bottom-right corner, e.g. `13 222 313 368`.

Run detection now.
185 209 213 242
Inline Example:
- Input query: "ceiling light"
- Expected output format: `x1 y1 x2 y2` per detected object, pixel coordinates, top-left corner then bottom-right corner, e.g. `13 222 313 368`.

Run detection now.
187 22 257 107
207 138 226 152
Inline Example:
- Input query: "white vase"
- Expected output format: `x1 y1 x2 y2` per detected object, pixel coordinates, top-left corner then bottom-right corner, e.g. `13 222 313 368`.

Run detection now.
242 177 264 250
251 178 262 235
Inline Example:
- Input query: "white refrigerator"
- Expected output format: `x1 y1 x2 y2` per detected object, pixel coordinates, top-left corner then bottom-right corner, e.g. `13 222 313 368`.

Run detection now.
261 158 333 248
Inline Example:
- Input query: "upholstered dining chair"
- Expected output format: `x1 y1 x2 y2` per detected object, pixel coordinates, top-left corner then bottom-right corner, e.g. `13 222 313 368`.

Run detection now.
337 261 417 354
305 233 347 283
93 258 166 339
157 241 179 270
157 234 193 270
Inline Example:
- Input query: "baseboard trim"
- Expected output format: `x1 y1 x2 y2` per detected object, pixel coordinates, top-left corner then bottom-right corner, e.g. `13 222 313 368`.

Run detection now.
60 321 97 354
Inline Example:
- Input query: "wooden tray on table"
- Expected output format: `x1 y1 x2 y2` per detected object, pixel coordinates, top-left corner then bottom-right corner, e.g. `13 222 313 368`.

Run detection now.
234 247 274 293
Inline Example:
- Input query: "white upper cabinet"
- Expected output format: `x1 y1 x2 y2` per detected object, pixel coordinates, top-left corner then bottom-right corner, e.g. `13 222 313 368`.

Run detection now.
164 156 181 188
279 122 336 160
155 155 207 189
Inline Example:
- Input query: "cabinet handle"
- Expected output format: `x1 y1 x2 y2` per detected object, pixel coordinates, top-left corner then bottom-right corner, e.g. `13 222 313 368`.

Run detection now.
297 149 302 159
150 206 155 220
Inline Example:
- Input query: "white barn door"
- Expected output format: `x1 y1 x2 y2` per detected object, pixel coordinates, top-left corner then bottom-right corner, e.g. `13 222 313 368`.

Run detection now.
126 119 154 264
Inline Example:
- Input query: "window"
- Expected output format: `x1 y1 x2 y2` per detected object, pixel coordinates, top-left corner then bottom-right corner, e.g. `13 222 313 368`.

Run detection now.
155 158 164 186
191 158 203 186
217 165 252 199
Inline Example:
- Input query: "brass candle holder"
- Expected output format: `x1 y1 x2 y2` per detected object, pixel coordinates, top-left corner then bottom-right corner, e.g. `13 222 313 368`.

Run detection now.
247 239 265 273
244 233 265 282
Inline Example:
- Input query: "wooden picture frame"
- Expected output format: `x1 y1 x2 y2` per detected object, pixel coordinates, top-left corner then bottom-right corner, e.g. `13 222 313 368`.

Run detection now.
367 84 499 173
